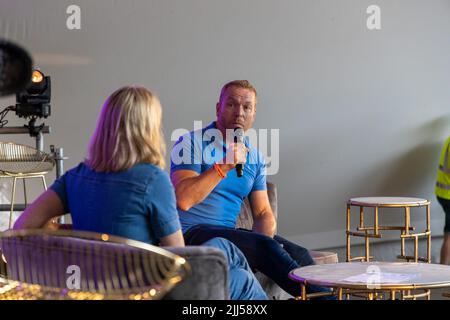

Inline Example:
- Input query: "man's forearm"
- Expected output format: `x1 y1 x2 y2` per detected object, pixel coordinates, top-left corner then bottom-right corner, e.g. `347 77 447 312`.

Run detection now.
174 164 233 211
252 214 277 238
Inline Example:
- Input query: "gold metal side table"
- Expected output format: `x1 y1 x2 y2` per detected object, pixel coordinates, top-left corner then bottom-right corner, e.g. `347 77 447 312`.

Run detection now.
346 197 431 263
289 262 450 300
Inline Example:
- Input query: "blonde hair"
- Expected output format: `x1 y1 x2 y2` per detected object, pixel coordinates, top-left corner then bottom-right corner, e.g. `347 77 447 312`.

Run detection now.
86 86 166 172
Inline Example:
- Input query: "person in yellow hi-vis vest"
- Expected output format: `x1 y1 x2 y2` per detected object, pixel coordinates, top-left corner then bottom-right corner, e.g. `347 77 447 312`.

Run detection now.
436 136 450 265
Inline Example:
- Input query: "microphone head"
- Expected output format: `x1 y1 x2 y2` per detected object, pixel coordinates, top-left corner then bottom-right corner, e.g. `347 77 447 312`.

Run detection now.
234 128 245 178
234 127 244 143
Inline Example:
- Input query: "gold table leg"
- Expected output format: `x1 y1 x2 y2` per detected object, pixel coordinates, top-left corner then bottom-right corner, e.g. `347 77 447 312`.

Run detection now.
414 235 419 263
9 177 18 229
337 288 343 300
426 204 431 263
404 207 411 262
374 206 379 236
365 234 370 262
390 290 396 300
301 283 307 300
346 204 351 262
359 206 364 229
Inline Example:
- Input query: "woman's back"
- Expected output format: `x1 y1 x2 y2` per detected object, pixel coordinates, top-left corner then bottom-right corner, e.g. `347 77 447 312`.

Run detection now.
50 162 180 245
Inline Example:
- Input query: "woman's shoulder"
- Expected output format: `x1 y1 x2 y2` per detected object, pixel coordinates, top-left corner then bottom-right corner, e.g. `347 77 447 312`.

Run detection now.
132 163 166 175
129 164 173 197
65 162 171 190
132 163 171 184
65 162 91 175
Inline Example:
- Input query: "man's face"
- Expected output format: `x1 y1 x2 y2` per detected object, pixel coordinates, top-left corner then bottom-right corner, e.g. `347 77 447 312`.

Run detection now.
216 86 257 133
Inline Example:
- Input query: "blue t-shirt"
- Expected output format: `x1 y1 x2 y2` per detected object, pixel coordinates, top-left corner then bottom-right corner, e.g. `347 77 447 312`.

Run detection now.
170 122 267 233
50 162 181 245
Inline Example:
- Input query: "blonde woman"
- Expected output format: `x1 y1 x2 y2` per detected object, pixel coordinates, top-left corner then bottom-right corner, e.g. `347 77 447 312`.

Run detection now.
14 86 267 300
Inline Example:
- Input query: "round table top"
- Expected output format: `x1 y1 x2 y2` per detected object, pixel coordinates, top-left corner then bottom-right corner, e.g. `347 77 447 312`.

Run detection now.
289 262 450 290
347 197 429 207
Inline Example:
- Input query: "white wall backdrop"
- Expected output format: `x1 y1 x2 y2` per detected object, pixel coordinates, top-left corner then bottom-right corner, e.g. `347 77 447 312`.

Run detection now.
1 0 450 249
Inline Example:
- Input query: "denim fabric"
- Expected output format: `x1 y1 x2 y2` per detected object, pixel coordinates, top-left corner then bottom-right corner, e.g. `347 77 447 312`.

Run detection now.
50 163 181 244
202 238 268 300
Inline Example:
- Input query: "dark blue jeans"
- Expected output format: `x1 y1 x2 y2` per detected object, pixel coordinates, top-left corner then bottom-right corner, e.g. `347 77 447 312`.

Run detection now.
184 224 332 298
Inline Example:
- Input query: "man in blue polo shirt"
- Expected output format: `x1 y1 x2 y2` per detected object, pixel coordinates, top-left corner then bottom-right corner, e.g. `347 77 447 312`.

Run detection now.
170 80 330 298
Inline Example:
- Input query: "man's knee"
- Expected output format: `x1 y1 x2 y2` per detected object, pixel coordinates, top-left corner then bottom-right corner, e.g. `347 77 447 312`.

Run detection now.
202 237 246 266
203 237 239 254
202 237 229 250
253 234 283 252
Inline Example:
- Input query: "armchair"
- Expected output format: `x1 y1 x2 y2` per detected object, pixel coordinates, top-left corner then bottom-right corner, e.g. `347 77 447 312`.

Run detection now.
0 229 188 300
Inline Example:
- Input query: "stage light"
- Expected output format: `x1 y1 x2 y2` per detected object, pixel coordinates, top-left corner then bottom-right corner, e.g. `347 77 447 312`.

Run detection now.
31 70 44 83
15 69 51 119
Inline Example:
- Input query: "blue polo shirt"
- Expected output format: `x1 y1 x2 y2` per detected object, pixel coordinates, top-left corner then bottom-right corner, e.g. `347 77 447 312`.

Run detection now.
170 122 267 233
50 162 181 245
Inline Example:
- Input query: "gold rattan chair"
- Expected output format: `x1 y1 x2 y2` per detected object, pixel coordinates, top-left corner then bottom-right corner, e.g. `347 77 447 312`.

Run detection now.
0 142 55 228
0 229 190 300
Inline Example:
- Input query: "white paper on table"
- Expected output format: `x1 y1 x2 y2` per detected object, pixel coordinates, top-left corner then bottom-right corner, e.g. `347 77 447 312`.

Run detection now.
342 272 420 284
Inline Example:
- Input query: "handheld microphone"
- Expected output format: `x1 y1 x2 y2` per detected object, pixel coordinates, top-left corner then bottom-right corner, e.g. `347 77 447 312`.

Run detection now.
234 128 245 178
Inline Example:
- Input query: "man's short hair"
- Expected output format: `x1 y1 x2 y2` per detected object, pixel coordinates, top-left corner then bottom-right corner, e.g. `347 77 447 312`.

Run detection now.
219 80 258 103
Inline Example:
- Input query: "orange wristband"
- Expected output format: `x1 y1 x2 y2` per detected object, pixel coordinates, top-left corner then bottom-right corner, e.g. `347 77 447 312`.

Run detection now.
213 163 226 178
